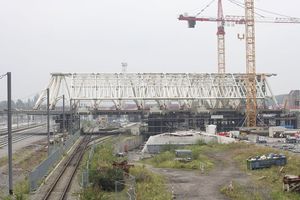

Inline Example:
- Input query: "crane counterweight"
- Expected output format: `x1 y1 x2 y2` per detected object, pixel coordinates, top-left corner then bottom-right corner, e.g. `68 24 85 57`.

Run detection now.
178 1 300 127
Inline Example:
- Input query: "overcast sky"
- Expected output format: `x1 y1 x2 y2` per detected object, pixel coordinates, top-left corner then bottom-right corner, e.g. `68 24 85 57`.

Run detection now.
0 0 299 101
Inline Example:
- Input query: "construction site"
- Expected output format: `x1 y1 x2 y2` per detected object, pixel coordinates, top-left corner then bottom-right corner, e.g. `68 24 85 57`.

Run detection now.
29 0 300 135
0 0 300 199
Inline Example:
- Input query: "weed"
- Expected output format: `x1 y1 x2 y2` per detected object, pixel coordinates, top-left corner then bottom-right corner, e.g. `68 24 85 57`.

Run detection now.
130 166 172 200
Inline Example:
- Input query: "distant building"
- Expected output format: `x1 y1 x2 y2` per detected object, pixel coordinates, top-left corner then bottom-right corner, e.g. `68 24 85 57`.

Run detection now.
283 90 300 111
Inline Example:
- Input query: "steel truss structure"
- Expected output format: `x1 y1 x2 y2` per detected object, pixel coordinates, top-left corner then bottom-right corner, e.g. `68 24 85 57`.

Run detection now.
34 73 276 111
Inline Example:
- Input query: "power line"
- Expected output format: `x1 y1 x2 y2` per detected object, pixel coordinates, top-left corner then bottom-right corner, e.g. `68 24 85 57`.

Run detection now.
195 0 216 17
0 73 7 80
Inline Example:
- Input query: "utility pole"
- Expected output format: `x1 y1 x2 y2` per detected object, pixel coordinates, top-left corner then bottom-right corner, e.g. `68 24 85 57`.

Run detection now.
62 95 65 133
70 99 73 134
7 72 13 195
47 88 50 155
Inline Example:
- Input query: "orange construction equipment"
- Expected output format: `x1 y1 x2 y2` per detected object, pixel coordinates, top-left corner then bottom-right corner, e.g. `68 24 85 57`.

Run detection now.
179 1 300 127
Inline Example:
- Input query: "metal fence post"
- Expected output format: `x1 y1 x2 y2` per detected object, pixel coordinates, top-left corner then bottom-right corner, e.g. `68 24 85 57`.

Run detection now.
115 181 118 200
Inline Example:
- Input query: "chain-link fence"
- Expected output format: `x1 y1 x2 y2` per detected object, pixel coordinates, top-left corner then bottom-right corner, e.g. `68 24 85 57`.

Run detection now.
81 142 137 200
29 131 80 192
81 141 95 188
114 173 136 200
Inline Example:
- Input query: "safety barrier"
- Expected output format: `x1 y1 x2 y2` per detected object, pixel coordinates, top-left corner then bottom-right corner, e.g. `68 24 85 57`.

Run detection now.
29 131 80 192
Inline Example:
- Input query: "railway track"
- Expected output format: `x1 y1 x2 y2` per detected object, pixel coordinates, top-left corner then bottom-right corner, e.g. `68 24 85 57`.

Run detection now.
0 123 45 136
37 135 113 200
0 125 46 148
41 135 91 200
0 134 33 148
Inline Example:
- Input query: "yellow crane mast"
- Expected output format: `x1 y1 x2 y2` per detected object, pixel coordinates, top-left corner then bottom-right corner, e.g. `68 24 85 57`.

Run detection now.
245 0 257 127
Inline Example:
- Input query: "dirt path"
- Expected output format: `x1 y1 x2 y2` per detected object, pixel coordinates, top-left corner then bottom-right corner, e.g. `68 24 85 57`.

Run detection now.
144 151 252 200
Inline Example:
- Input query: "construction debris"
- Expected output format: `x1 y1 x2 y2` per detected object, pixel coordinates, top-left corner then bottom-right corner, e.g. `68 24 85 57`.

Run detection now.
112 160 134 174
283 175 300 192
247 153 286 170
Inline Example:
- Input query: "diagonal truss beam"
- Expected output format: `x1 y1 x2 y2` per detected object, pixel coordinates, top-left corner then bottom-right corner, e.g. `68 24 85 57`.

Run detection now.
34 73 276 110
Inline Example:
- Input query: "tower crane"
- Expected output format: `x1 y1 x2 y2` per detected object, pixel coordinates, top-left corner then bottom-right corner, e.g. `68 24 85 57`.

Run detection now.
179 0 226 73
217 0 225 74
244 0 256 127
179 0 300 127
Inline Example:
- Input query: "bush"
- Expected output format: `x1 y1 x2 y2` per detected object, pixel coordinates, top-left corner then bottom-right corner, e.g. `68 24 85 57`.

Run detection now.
79 187 111 200
152 151 175 165
161 144 177 152
91 168 125 192
196 139 206 146
130 166 172 200
130 165 153 183
90 144 116 169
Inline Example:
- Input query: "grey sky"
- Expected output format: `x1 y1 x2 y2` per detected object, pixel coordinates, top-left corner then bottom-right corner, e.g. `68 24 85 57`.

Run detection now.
0 0 299 101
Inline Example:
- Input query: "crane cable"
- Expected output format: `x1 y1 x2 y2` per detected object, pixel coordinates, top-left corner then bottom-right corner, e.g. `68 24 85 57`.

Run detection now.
0 73 7 80
227 0 296 19
227 0 265 18
195 0 216 17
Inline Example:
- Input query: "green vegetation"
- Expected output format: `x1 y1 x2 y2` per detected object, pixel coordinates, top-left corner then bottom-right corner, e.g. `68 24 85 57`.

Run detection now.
231 143 300 200
80 137 172 200
0 146 47 200
142 140 300 199
210 142 300 200
89 143 117 169
81 120 96 128
1 145 47 168
90 168 125 191
14 179 30 200
143 141 216 171
1 179 30 200
130 165 172 200
221 181 264 200
79 142 122 199
79 187 111 200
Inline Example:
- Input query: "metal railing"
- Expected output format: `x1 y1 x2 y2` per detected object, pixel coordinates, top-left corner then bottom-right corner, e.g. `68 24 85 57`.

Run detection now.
115 173 136 200
29 131 80 192
81 141 137 200
81 141 95 188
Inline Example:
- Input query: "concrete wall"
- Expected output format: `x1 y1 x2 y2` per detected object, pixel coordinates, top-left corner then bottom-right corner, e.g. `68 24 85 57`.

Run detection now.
297 113 300 129
269 126 286 137
199 134 218 144
115 136 144 153
216 135 236 144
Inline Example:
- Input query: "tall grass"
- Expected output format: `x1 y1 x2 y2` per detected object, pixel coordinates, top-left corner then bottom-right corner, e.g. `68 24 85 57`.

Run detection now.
81 139 172 200
130 166 172 200
143 143 214 170
225 143 300 200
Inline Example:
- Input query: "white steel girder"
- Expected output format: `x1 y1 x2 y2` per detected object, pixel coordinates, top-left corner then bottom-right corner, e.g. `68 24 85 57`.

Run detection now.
34 73 276 110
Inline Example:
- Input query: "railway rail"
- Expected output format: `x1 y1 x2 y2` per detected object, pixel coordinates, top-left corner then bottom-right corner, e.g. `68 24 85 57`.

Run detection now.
0 125 46 148
38 135 112 200
41 135 91 200
0 123 45 136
